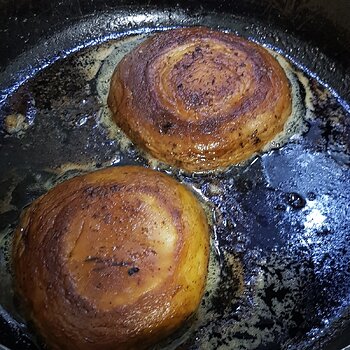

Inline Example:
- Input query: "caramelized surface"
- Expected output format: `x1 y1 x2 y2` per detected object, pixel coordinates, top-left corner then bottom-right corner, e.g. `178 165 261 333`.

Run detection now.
108 27 292 171
12 166 210 350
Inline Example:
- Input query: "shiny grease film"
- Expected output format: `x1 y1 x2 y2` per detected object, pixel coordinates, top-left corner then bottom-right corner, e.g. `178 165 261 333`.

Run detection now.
0 24 350 350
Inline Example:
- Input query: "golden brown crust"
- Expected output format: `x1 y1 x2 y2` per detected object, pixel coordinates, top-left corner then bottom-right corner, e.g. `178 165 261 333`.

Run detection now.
108 27 292 171
12 166 210 350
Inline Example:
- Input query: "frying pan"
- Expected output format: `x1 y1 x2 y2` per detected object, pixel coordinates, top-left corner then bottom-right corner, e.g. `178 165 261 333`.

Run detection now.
0 0 350 349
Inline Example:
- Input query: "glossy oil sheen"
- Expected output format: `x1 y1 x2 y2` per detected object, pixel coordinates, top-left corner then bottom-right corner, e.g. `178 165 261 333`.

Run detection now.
0 9 350 350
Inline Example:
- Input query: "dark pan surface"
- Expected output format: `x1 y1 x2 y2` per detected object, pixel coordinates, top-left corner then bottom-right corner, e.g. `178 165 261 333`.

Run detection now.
1 7 350 350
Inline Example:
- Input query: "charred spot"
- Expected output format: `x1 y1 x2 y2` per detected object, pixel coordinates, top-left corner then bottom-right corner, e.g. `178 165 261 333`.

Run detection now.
103 213 112 224
250 130 261 145
251 130 258 139
83 186 95 197
188 92 203 106
83 186 110 198
253 136 261 145
161 121 173 134
109 184 122 193
128 267 140 276
86 256 132 269
191 47 203 60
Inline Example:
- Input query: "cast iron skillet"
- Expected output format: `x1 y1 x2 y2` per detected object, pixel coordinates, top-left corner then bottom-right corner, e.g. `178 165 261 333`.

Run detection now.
0 1 350 349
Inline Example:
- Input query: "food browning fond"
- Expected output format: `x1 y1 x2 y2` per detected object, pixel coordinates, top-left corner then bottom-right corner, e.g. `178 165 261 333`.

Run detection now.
12 166 210 350
108 27 292 171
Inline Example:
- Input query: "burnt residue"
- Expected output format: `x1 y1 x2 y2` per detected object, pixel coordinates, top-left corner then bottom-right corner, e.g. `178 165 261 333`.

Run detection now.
0 16 350 350
128 267 140 276
84 256 132 268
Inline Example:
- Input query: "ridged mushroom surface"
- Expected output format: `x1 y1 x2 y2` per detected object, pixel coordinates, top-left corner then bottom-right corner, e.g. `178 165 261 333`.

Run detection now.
108 27 292 171
12 166 210 350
